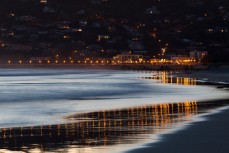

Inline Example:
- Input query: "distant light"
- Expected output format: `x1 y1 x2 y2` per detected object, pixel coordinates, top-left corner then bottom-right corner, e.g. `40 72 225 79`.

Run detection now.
40 0 47 4
208 29 213 32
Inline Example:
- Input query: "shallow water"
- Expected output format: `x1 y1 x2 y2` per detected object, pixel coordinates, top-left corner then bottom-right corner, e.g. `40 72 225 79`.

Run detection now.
0 69 228 128
0 101 228 153
0 69 228 153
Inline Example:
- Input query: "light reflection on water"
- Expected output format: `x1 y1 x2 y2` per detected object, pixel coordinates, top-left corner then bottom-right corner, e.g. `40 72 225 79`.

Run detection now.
0 70 228 153
140 71 197 86
0 101 228 153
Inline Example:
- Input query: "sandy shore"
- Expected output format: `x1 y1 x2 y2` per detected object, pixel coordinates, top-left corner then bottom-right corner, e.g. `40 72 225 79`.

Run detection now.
1 100 228 153
0 64 228 153
126 107 229 153
127 65 229 153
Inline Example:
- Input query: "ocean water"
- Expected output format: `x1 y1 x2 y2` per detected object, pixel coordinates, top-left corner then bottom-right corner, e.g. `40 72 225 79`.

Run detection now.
0 68 229 153
0 69 228 129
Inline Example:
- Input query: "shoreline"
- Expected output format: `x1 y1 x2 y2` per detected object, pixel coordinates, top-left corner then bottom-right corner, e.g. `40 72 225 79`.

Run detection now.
0 67 228 153
126 106 229 153
126 66 229 153
176 64 229 84
1 100 228 153
0 63 209 70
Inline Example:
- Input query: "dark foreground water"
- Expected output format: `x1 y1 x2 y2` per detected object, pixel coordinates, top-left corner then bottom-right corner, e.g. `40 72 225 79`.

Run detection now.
0 69 228 153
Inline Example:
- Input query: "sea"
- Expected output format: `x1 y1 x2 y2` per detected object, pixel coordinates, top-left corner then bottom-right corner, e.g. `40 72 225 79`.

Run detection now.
0 68 228 153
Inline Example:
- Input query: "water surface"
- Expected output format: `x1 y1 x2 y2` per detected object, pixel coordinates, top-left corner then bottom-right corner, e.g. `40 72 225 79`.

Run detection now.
0 69 228 153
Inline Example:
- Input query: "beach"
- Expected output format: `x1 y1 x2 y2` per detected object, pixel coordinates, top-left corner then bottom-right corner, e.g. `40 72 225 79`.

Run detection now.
127 107 229 153
126 66 229 153
0 0 228 152
0 67 228 153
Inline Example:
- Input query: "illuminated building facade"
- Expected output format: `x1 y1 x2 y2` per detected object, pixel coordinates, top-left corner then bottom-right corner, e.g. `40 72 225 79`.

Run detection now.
113 52 144 64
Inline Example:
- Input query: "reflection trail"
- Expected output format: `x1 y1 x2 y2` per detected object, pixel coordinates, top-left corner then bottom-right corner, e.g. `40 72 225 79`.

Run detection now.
141 71 197 86
0 71 228 153
0 100 228 152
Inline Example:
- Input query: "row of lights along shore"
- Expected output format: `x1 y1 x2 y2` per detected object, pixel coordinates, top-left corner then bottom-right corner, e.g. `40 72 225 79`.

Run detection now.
6 60 151 64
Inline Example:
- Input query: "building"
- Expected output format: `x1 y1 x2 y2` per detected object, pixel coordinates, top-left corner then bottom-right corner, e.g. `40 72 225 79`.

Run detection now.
113 52 143 64
190 51 208 62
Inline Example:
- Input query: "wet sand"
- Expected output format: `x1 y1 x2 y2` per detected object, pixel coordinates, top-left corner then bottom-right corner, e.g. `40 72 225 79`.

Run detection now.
0 101 228 153
127 107 229 153
126 67 229 153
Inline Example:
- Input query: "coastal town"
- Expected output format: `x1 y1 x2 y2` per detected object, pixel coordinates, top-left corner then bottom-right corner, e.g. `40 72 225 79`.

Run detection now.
0 0 228 65
0 1 229 153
